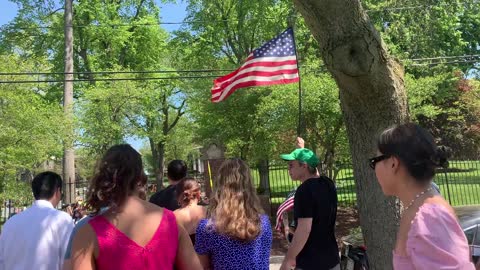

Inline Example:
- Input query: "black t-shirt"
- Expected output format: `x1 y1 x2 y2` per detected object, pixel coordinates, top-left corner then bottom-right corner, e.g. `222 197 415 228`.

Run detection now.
294 176 339 270
149 184 180 211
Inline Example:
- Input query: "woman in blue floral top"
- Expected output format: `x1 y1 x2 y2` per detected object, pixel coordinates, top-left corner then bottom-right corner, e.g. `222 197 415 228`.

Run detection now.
195 158 272 270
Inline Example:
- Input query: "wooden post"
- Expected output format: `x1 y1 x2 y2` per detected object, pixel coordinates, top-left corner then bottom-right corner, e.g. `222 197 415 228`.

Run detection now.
63 0 75 204
201 143 226 199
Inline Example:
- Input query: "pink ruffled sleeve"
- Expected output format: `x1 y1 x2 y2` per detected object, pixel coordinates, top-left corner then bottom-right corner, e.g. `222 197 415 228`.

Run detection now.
407 204 475 269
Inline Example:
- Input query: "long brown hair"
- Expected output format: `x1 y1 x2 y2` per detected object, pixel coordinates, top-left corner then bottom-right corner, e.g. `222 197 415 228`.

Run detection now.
208 158 264 242
176 178 201 207
87 144 147 213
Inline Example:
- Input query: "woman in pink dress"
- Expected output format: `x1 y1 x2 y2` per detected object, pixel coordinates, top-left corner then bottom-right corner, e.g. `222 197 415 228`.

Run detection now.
371 123 474 269
70 144 202 270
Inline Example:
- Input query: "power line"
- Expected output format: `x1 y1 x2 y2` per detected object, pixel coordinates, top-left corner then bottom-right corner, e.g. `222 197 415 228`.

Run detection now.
410 54 480 61
1 19 279 31
0 69 235 76
2 58 478 84
366 5 426 13
0 75 221 84
365 2 464 13
411 60 480 66
0 55 477 77
408 54 480 66
1 2 469 31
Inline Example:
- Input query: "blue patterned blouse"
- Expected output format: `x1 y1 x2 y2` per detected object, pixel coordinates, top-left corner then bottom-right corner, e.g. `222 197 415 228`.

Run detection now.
195 214 272 270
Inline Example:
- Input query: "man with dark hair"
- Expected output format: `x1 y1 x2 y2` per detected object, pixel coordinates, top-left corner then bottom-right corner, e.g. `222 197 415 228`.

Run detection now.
0 171 74 270
149 160 188 211
279 138 340 270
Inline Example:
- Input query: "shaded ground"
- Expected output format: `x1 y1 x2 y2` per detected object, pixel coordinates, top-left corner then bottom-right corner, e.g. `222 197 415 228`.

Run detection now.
270 207 360 255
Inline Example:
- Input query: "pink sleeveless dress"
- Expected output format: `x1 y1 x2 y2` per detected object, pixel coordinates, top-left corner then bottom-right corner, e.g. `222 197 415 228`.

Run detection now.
89 209 178 270
393 203 474 269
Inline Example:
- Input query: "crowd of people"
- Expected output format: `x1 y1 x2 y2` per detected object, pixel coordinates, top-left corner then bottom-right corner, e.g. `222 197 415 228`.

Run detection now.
0 123 477 269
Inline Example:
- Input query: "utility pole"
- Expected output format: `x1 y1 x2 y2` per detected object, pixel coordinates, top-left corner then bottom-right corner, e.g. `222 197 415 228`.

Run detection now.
63 0 75 204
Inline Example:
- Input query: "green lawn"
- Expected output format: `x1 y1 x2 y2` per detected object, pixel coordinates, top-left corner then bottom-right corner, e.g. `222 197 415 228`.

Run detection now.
434 160 480 206
255 160 480 207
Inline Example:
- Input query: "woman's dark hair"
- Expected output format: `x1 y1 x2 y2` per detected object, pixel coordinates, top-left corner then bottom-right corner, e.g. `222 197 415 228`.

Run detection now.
87 144 147 213
176 178 201 207
377 123 450 183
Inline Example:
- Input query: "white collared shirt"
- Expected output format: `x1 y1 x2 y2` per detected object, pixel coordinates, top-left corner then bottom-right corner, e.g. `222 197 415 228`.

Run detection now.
0 200 74 270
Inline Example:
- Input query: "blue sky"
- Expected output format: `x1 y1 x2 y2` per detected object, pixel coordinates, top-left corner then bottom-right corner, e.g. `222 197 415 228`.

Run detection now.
0 1 18 25
0 1 188 28
0 1 188 150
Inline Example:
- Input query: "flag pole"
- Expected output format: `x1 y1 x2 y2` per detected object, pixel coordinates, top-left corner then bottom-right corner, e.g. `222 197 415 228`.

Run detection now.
207 160 213 190
289 17 304 138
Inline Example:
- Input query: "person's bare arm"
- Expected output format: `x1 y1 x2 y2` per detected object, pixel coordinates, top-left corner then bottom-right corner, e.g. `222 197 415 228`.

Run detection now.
62 260 72 270
282 212 290 241
174 210 184 228
70 225 97 270
66 205 73 216
175 224 202 270
198 254 211 270
280 218 312 270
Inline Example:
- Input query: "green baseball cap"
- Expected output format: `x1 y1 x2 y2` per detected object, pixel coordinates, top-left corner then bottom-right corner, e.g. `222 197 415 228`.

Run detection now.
280 148 320 167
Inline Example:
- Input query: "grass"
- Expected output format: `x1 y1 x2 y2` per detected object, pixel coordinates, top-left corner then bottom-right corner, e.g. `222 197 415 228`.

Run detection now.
254 160 480 207
435 160 480 206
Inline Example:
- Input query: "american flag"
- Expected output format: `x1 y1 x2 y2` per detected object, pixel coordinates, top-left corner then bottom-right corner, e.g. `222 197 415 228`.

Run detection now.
275 189 296 231
211 28 299 103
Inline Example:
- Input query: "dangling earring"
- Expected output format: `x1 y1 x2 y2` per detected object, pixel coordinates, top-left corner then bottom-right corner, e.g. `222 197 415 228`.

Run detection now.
112 169 118 184
97 190 104 200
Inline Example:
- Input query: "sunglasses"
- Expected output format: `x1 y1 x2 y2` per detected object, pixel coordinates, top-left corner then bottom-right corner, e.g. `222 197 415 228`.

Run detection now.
368 154 390 169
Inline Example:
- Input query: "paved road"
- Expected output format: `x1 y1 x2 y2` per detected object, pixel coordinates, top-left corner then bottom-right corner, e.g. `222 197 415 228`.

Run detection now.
270 264 281 270
270 256 283 270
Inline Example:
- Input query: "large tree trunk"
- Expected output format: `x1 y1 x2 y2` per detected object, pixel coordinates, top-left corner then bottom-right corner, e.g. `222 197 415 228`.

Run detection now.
148 137 160 185
258 159 270 194
293 1 408 269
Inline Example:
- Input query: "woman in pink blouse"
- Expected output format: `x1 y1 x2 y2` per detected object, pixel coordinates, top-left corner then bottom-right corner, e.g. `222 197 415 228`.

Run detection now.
370 123 474 269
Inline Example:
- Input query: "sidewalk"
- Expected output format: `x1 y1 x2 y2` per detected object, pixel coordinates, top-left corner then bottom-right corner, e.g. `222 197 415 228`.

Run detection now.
270 256 283 270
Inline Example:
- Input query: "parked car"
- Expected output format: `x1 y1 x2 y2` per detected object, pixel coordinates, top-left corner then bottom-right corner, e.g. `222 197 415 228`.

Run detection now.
455 205 480 265
340 205 480 270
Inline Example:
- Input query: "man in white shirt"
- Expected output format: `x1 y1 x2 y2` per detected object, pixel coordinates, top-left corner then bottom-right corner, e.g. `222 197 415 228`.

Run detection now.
0 171 74 270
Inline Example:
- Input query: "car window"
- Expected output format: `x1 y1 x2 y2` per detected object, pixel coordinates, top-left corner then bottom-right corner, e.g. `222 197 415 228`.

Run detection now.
465 226 476 245
474 225 480 246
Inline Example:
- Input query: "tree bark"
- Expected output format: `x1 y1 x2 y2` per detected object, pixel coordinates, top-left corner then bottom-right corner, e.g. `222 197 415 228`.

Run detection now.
258 159 270 194
293 1 408 269
156 141 166 188
63 0 75 205
148 135 159 184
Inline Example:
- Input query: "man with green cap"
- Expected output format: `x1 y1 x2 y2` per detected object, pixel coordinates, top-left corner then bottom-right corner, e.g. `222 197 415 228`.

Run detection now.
279 137 340 270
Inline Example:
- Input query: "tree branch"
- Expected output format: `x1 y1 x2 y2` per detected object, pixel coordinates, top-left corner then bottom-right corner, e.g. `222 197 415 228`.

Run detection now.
167 99 186 133
220 47 237 64
125 113 147 132
43 7 64 19
213 0 242 63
